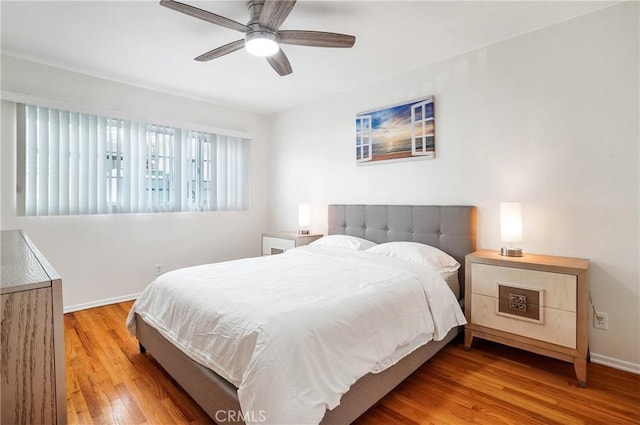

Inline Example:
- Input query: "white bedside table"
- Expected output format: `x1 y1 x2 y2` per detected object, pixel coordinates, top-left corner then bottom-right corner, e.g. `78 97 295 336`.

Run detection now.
464 250 589 387
262 231 323 256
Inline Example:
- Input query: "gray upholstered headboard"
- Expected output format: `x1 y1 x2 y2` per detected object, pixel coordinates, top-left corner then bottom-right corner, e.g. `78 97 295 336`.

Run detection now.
328 205 476 294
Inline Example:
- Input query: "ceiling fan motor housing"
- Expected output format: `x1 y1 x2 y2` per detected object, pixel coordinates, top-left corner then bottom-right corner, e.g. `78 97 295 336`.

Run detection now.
247 0 266 26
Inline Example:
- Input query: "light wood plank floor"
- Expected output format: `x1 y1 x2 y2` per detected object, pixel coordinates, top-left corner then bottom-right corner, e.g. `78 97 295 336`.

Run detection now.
65 301 640 424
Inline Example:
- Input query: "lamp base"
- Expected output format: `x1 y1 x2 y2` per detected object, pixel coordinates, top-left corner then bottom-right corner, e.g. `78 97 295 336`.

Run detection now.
501 247 523 257
299 229 310 235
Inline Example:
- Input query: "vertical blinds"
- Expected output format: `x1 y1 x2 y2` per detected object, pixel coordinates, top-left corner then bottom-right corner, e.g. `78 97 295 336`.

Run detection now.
19 104 250 216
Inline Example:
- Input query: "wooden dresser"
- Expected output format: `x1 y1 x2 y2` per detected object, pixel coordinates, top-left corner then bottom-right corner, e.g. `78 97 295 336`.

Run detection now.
1 230 66 424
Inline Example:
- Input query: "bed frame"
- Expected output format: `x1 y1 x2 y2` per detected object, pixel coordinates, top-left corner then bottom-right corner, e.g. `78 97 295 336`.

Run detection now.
135 205 476 424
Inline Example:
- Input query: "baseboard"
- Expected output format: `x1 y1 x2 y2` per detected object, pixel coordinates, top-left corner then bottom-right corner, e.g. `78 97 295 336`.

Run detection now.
64 293 140 313
591 352 640 375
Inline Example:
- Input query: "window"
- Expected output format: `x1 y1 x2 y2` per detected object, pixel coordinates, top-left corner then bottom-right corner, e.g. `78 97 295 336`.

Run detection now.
17 104 250 216
411 99 435 156
182 130 249 211
355 115 372 162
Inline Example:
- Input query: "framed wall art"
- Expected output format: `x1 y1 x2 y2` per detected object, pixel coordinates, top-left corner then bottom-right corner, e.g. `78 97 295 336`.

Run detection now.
355 96 434 164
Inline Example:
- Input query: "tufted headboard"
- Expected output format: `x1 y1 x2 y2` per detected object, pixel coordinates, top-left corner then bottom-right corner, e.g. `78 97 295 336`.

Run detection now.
328 205 476 294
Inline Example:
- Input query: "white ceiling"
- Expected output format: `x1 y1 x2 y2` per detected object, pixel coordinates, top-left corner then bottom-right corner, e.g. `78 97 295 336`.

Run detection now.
1 1 616 115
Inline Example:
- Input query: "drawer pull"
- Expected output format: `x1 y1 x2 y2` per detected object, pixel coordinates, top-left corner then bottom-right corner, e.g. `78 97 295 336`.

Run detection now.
509 293 526 304
509 302 527 311
509 293 527 311
497 283 542 322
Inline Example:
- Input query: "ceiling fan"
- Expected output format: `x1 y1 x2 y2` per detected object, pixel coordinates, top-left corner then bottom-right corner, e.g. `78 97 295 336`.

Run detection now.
160 0 356 76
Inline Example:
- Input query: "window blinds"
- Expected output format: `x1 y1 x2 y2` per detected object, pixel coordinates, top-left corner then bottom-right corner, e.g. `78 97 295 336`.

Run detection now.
19 104 250 216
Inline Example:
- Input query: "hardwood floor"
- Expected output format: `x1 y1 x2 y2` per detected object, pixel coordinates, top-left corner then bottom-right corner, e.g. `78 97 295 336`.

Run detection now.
65 301 640 424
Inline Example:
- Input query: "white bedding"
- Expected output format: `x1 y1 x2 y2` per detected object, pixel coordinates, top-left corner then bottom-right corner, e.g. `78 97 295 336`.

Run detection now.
126 245 466 425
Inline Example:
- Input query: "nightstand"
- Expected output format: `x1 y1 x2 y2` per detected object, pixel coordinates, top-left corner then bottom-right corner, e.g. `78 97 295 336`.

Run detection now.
464 250 589 387
262 231 323 256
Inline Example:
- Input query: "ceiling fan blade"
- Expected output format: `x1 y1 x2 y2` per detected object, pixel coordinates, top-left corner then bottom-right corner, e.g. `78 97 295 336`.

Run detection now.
266 49 293 76
160 0 249 33
259 0 297 30
278 30 356 48
195 39 245 62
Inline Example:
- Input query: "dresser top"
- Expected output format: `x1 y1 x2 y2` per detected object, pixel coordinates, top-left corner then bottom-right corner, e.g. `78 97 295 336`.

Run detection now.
263 231 323 240
1 230 60 294
468 249 589 274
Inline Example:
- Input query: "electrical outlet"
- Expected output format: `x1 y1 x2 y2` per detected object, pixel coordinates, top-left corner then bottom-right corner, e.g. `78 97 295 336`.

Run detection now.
155 264 162 276
594 311 608 330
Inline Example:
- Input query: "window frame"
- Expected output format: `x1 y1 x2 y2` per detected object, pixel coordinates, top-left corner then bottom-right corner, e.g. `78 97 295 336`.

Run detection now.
355 115 373 163
410 99 435 157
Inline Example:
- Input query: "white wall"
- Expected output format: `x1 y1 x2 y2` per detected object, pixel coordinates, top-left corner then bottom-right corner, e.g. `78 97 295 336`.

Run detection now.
268 2 639 370
1 56 270 311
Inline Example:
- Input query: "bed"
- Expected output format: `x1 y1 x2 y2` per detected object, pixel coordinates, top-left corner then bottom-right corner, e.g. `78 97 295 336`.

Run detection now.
127 205 476 424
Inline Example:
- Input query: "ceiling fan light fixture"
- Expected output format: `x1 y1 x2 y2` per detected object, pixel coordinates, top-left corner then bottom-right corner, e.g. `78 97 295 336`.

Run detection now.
245 31 279 57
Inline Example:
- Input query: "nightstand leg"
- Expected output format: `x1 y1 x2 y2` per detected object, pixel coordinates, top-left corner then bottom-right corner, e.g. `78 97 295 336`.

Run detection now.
574 358 587 388
464 329 473 351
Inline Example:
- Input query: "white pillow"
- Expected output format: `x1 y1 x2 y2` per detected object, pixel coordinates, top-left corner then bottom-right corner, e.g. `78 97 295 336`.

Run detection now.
309 235 377 250
366 241 460 273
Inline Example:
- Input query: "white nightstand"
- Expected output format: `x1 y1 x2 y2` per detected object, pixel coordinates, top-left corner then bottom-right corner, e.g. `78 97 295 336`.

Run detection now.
464 250 589 387
262 231 323 256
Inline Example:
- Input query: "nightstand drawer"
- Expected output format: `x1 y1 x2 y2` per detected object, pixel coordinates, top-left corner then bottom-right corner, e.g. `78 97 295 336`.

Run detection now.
471 293 577 348
471 263 576 312
262 236 296 255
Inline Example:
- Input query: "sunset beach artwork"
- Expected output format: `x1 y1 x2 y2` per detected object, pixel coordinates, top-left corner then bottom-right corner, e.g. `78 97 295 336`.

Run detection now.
355 96 434 164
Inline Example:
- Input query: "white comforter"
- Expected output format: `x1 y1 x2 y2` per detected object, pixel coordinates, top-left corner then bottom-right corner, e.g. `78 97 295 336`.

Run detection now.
126 246 466 425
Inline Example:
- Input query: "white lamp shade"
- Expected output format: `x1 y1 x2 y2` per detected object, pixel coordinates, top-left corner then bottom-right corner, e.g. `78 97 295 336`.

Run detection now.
500 202 522 243
298 203 311 228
